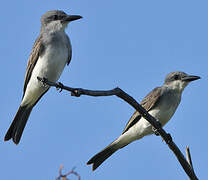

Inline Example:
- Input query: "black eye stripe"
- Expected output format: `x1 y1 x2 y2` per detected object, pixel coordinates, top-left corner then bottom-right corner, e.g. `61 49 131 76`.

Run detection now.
53 15 58 20
174 75 179 80
47 14 66 22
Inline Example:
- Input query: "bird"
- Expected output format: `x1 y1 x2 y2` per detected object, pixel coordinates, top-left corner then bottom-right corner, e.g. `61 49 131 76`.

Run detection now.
4 10 82 144
87 71 200 170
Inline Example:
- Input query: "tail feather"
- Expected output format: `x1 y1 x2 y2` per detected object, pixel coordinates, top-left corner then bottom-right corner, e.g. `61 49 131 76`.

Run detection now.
87 143 118 171
4 105 33 144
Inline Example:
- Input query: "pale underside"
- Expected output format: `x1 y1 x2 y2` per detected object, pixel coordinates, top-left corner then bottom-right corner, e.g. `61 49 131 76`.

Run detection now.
21 31 71 107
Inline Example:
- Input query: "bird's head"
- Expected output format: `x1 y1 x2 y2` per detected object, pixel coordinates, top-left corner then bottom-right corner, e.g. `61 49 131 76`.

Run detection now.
41 10 82 31
164 71 200 92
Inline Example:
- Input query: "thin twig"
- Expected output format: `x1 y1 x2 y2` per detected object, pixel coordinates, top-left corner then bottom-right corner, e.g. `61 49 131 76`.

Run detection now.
39 77 198 180
56 165 81 180
186 146 194 170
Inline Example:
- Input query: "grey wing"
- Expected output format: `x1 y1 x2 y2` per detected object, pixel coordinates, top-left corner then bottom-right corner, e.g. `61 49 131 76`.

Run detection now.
66 36 72 65
22 36 44 98
122 87 162 134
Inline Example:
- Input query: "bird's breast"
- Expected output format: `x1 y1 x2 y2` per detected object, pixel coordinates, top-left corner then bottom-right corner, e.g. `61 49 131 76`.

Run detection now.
21 32 71 106
153 93 181 126
38 32 70 82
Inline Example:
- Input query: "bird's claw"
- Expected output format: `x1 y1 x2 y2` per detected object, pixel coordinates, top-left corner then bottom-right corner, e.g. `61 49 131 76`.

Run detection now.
152 127 160 136
56 82 64 92
152 120 162 136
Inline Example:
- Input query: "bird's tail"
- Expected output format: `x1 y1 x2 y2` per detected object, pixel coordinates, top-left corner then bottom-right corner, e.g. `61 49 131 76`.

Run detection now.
4 105 33 144
87 141 119 171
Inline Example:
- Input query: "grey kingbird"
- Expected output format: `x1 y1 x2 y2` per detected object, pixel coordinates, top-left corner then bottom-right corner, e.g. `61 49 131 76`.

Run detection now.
87 71 200 170
4 10 82 144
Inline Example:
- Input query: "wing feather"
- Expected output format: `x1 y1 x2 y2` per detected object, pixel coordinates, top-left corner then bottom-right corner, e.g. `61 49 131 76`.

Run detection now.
66 35 72 65
122 87 161 134
22 36 44 98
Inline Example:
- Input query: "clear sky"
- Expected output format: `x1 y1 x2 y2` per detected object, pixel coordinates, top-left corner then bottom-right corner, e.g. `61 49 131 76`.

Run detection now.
1 0 207 179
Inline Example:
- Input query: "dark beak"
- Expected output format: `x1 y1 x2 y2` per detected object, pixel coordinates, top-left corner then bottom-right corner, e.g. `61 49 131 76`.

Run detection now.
64 15 82 22
182 75 201 82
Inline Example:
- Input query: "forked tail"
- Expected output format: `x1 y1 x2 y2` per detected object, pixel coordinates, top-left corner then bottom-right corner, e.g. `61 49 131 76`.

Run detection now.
87 142 118 171
4 105 33 144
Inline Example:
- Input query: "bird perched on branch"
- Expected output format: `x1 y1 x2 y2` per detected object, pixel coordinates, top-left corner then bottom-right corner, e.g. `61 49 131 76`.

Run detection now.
4 10 82 144
87 71 200 170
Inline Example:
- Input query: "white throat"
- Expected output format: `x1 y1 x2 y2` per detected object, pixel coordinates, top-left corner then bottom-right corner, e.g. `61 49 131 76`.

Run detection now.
44 21 67 33
165 80 188 92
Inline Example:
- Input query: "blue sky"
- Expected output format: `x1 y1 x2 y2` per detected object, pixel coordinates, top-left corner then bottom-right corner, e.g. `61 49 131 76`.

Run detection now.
1 0 207 179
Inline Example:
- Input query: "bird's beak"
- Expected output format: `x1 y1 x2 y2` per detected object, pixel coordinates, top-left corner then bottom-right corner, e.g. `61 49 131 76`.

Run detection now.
182 75 201 82
63 15 82 22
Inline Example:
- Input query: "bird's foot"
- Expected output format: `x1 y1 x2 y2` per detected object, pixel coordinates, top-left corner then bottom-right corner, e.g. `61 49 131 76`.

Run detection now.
56 82 64 92
152 120 162 136
152 127 160 136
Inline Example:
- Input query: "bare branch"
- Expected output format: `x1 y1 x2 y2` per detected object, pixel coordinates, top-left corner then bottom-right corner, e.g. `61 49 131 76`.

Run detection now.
39 77 198 180
56 165 81 180
58 164 64 177
186 146 195 178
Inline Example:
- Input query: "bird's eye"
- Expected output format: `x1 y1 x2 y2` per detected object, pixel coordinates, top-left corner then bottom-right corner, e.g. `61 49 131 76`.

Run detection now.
174 75 179 80
53 15 58 20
